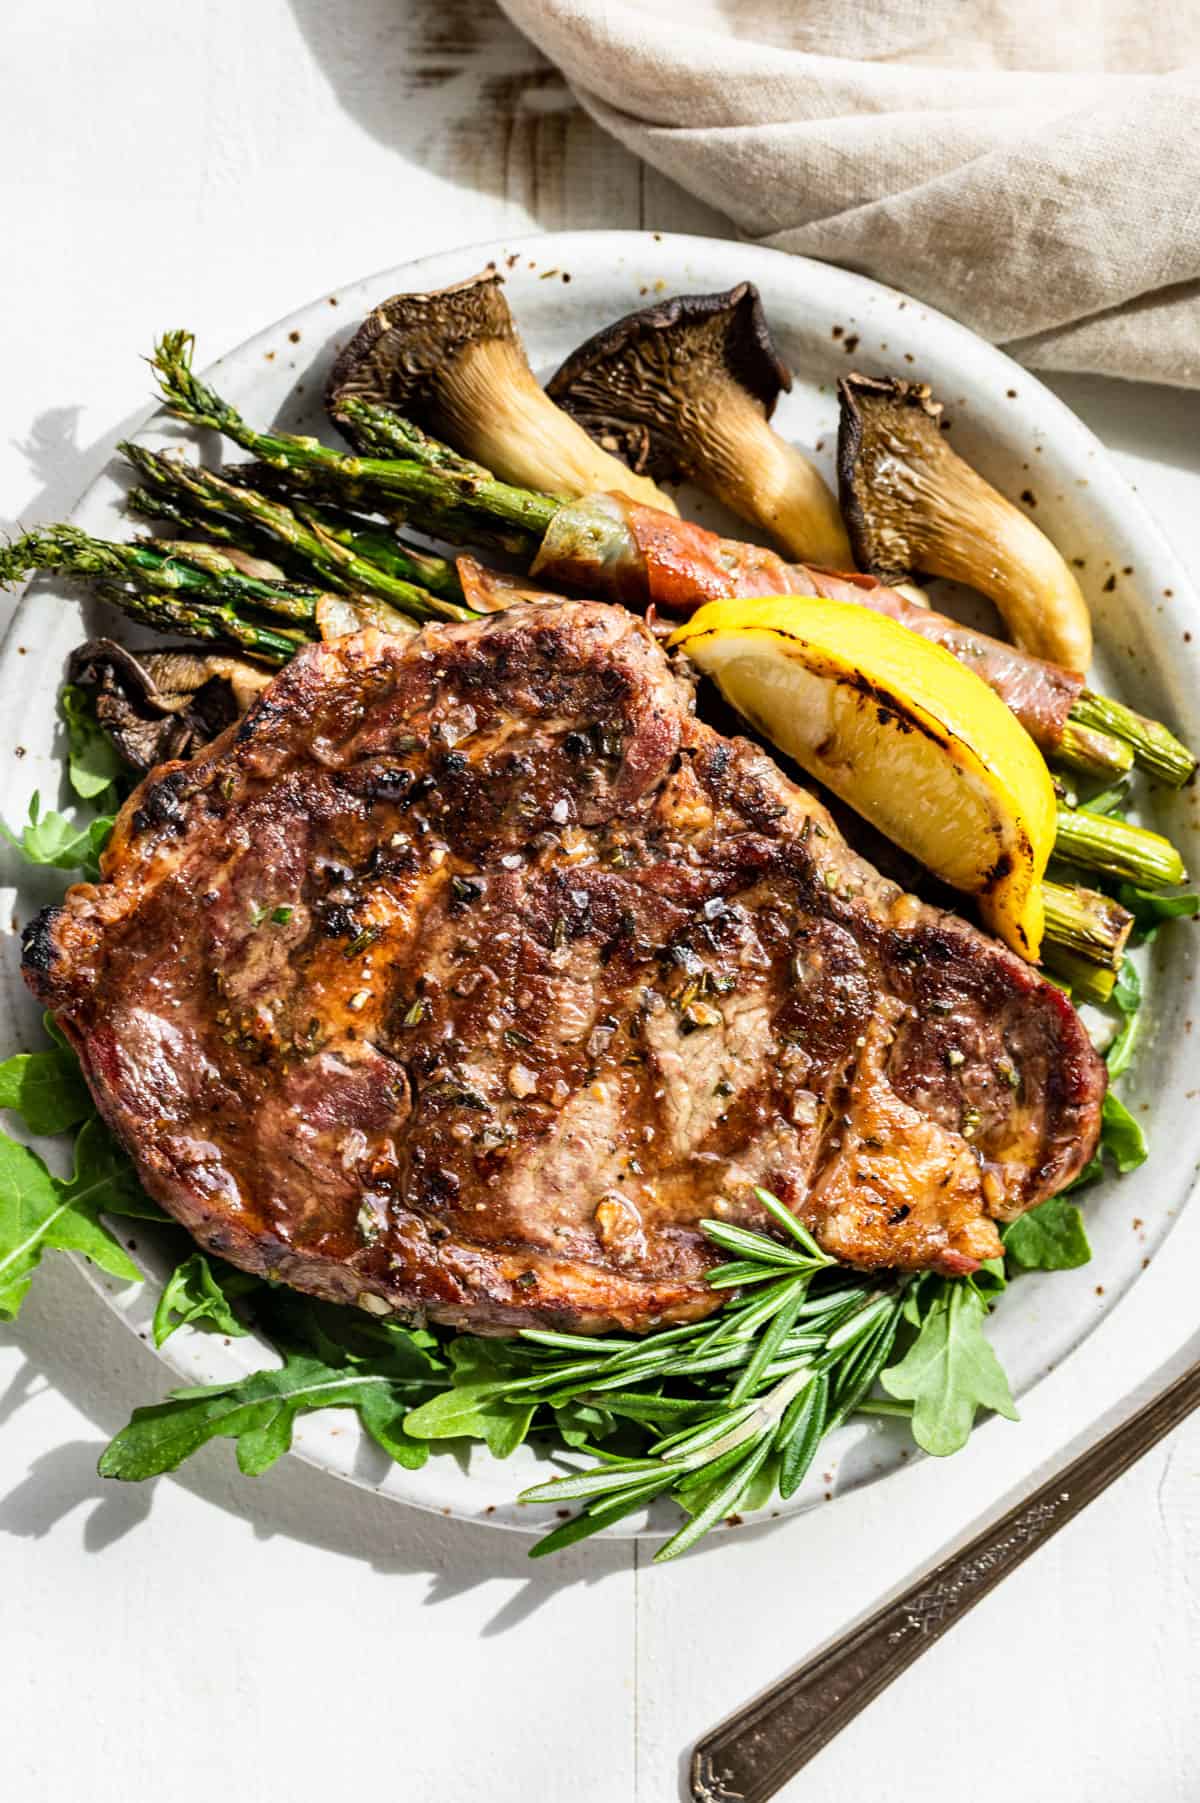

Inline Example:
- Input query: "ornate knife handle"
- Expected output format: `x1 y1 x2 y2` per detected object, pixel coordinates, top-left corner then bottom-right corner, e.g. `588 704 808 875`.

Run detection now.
692 1359 1200 1803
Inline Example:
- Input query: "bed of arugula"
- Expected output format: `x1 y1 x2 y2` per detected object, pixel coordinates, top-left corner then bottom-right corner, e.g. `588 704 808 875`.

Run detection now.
0 684 1191 1559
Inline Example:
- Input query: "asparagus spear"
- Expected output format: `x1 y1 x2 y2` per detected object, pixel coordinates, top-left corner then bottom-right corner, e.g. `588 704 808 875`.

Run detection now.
1040 947 1117 1006
295 506 462 605
331 395 495 478
0 525 328 623
1041 880 1133 972
1054 805 1187 888
150 331 558 554
94 582 302 664
120 442 474 626
1070 689 1196 788
1054 719 1134 781
125 486 315 579
128 445 465 606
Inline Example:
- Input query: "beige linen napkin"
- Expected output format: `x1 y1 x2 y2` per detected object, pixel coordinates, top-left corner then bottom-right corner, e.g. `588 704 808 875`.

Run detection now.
496 0 1200 385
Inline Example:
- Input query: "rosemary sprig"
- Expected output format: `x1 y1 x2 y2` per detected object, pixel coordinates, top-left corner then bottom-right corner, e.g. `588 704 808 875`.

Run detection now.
498 1191 909 1561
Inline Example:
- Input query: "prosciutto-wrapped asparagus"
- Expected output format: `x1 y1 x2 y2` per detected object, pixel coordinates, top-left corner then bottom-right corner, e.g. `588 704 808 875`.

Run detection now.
530 494 1088 761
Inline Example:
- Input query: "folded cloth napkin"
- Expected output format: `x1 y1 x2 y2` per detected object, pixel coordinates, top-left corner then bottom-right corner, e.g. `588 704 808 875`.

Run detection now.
496 0 1200 385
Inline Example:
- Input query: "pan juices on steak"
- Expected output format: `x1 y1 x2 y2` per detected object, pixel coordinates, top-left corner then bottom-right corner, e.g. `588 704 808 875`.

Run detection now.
23 602 1105 1334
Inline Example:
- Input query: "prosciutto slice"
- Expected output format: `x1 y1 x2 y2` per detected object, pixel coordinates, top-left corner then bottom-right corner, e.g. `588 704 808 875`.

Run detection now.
530 494 1083 753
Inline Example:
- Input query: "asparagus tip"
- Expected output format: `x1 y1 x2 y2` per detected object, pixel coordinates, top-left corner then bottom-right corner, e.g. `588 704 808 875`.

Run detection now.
0 533 31 587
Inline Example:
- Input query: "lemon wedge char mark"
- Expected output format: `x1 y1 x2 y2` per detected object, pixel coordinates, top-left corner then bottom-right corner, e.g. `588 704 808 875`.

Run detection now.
671 596 1057 962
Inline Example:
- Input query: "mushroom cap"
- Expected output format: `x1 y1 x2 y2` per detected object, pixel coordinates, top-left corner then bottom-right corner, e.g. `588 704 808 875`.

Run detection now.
67 638 270 771
837 373 946 584
326 270 514 424
546 283 792 481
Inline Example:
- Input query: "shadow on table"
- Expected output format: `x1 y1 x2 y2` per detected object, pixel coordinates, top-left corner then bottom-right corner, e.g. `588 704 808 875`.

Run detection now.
3 401 155 543
284 0 566 212
0 1256 643 1630
0 1249 800 1630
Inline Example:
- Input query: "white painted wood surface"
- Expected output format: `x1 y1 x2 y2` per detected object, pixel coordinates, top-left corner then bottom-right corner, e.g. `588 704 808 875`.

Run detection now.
1 5 1199 1798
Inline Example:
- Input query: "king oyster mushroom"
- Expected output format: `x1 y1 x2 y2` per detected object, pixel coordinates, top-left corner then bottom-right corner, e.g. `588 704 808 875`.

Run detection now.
67 639 272 771
837 373 1092 673
546 284 852 568
326 271 676 515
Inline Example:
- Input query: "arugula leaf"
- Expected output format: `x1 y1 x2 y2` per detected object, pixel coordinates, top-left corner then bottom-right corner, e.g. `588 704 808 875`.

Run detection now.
900 1271 934 1326
1 793 93 868
404 1339 536 1458
0 1116 155 1319
1111 958 1141 1017
152 1252 257 1347
0 1044 92 1136
106 1282 447 1480
1105 1020 1139 1082
59 683 122 801
100 1345 437 1479
971 1253 1008 1296
1080 780 1130 818
0 792 115 877
1100 1091 1148 1172
1117 884 1199 942
257 1289 446 1383
1002 1194 1092 1271
881 1280 1018 1456
404 1382 536 1458
1065 1152 1102 1194
337 1315 446 1379
356 1384 432 1466
551 1399 618 1450
1105 1019 1140 1086
42 1012 82 1061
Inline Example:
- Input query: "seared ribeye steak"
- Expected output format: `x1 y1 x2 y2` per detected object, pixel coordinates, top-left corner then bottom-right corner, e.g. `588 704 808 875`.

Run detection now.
24 603 1105 1333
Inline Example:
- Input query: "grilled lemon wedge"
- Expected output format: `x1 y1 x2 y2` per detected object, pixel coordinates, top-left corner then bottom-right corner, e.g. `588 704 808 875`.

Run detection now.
671 595 1057 960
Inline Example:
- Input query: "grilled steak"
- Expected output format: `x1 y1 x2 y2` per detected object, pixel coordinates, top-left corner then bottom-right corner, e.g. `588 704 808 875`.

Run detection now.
24 602 1105 1334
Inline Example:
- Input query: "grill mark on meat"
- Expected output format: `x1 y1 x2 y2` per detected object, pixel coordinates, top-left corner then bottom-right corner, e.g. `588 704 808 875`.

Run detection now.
25 603 1106 1334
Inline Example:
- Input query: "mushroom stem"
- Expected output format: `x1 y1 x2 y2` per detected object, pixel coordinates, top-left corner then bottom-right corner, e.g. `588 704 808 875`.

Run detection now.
547 285 850 566
326 272 677 516
457 334 676 513
673 381 852 567
838 374 1093 673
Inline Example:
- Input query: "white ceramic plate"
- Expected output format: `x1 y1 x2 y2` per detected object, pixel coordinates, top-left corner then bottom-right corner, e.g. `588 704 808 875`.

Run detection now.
2 231 1198 1542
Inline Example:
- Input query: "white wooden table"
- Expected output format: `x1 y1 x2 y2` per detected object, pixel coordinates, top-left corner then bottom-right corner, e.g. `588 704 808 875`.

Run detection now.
2 5 1199 1798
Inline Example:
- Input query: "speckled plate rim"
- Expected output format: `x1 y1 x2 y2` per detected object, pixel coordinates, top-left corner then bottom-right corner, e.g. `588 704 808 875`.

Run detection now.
2 229 1198 1542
